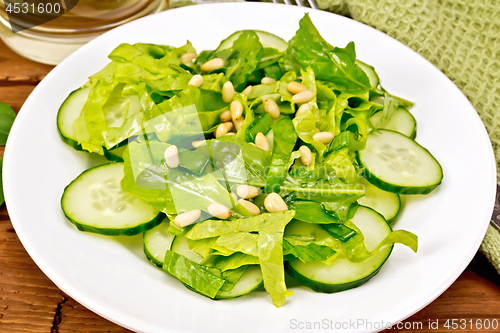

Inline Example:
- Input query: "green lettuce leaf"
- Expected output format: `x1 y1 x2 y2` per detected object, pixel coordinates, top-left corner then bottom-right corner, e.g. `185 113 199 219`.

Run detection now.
288 201 339 224
257 210 295 307
202 252 260 272
163 251 225 299
220 266 248 291
122 141 236 215
283 238 336 263
292 110 327 156
213 232 259 257
342 221 418 263
212 31 264 91
323 148 359 184
186 213 272 240
265 116 297 193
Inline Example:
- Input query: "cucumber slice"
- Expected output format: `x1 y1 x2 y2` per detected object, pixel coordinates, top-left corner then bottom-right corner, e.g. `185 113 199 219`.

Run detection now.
370 107 416 139
357 178 401 223
358 129 443 194
216 30 288 52
285 206 392 293
356 60 379 87
215 266 263 300
143 220 175 267
104 144 127 162
57 87 90 150
61 163 162 235
171 235 203 264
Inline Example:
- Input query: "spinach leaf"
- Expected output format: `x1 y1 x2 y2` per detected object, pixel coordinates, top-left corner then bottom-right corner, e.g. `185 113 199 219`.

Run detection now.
283 14 370 90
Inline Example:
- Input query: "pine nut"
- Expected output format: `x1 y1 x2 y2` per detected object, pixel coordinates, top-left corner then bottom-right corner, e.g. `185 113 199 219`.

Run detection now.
238 199 261 216
164 145 179 168
287 81 308 94
233 116 245 131
225 132 236 136
220 110 232 123
180 52 196 64
292 90 314 104
313 131 335 144
264 193 288 213
255 132 269 152
174 209 201 227
261 77 276 84
192 140 206 148
242 85 253 96
215 122 233 138
237 185 259 199
299 145 312 166
201 58 224 72
222 81 235 103
249 142 256 147
188 74 203 87
296 103 313 117
230 100 243 120
230 192 239 203
264 99 280 119
208 203 232 219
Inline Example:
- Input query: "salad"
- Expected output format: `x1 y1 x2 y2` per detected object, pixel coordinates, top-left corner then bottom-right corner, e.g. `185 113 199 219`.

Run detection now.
58 14 442 308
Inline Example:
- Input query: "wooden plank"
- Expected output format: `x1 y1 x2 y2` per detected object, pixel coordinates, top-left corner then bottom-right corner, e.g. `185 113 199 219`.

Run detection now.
389 267 500 332
0 207 131 332
0 41 52 86
0 85 37 113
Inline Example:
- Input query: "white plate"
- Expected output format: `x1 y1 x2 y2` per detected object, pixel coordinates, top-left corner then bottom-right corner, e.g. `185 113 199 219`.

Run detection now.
4 3 496 333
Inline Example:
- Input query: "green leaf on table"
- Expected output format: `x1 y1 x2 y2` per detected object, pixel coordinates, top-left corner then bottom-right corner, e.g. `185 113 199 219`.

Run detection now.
0 102 17 145
0 157 4 206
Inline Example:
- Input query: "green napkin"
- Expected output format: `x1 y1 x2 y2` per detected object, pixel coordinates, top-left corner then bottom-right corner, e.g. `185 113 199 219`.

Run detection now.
317 0 500 272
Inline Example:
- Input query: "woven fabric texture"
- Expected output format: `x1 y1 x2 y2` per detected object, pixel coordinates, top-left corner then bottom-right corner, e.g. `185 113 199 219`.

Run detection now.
317 0 500 179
